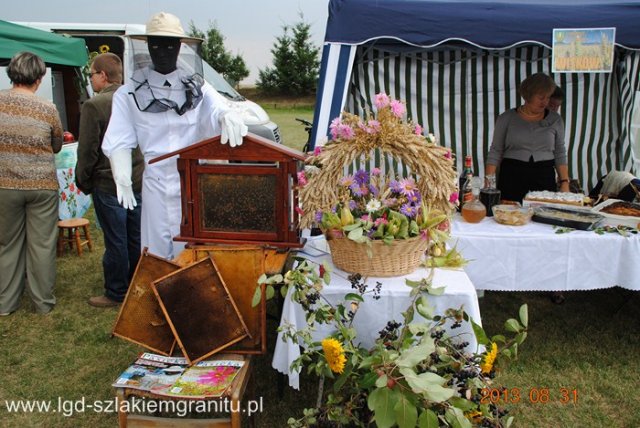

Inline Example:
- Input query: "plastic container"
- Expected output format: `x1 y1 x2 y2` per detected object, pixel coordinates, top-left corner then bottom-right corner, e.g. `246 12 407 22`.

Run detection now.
492 204 533 226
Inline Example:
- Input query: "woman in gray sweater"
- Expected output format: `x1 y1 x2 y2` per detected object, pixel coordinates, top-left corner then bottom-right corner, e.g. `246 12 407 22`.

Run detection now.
486 73 570 202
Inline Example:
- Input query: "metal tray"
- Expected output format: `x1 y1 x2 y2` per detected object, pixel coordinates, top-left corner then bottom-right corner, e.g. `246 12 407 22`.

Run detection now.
532 206 603 230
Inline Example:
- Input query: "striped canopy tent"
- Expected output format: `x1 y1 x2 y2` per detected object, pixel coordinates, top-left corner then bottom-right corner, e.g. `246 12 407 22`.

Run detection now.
311 0 640 190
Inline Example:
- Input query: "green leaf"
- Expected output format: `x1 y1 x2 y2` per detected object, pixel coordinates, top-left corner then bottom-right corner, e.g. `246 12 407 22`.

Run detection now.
359 371 378 389
515 331 528 345
265 285 275 300
405 279 423 288
394 394 418 428
448 396 476 412
333 365 352 392
504 318 522 333
444 407 472 428
427 286 445 296
519 304 529 328
257 273 267 284
369 387 400 428
416 295 435 320
399 368 454 403
251 287 262 307
347 227 364 241
375 374 388 388
471 319 490 345
280 285 289 298
344 293 364 303
491 334 506 344
417 409 439 428
396 339 435 368
323 271 331 284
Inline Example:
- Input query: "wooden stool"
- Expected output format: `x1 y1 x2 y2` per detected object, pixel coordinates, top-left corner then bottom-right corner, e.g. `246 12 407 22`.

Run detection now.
57 218 93 256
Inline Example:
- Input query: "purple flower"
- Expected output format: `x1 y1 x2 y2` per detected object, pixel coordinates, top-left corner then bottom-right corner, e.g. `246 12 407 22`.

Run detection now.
390 100 406 118
400 203 419 218
350 183 369 197
315 211 323 222
389 180 403 193
374 93 390 109
408 192 422 204
383 197 398 208
349 200 357 210
369 184 380 196
354 169 369 185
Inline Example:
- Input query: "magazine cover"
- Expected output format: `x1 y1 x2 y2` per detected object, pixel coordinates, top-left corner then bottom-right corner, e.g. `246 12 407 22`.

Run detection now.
166 360 245 398
113 353 244 398
112 353 188 394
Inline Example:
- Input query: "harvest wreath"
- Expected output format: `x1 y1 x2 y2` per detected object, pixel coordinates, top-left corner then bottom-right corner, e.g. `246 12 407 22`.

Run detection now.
298 93 458 276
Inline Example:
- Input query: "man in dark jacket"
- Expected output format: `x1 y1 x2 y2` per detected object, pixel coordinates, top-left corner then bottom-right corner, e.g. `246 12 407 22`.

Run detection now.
76 53 144 307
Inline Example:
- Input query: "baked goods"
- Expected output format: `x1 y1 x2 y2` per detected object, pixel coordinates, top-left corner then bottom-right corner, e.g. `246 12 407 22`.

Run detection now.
599 201 640 217
492 205 533 226
523 191 585 206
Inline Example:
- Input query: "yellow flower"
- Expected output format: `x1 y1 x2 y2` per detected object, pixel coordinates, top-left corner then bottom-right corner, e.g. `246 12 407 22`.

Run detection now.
99 44 110 53
322 338 347 374
481 342 498 374
465 410 483 422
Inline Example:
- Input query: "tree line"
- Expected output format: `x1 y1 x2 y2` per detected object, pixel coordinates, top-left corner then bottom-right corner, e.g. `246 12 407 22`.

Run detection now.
188 16 320 97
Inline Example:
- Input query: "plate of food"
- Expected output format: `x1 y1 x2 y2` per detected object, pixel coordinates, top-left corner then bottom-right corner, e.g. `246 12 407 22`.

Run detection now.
532 206 604 230
591 199 640 228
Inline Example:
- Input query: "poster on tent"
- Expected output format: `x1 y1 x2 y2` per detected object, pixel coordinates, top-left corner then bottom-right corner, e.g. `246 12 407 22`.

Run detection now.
552 28 615 73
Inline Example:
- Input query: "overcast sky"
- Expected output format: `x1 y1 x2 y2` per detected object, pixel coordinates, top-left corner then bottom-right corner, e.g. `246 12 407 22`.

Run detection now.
4 0 329 84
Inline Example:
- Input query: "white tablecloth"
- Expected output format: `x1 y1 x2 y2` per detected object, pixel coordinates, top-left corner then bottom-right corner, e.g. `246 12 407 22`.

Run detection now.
272 235 482 389
450 215 640 291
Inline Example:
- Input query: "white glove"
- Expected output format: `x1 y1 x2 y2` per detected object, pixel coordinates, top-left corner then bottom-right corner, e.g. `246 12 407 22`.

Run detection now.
220 111 248 148
109 149 137 210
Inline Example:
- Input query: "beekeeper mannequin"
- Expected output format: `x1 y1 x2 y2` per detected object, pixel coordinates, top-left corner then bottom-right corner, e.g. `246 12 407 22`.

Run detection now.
102 12 247 259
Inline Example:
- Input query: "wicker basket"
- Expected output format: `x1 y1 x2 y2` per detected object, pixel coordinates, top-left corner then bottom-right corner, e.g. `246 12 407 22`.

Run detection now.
325 234 429 277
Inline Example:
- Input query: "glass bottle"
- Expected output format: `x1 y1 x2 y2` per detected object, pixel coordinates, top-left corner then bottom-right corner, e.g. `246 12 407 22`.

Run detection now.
461 177 487 223
457 155 473 210
480 174 501 217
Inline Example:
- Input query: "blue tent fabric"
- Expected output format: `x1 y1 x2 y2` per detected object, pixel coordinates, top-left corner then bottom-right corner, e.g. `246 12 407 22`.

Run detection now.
312 0 640 189
326 0 640 49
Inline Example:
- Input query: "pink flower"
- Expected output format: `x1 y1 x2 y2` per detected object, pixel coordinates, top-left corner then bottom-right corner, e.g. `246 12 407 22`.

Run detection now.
390 100 405 118
338 124 355 140
295 206 304 215
329 117 342 139
374 93 390 109
360 214 370 222
374 217 388 226
437 219 450 231
414 124 423 136
297 171 308 186
398 177 418 196
444 150 452 160
313 146 323 156
366 120 381 134
69 183 75 192
371 167 381 176
449 192 459 203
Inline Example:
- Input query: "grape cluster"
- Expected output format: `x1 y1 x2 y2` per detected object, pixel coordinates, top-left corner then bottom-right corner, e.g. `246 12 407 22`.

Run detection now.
300 291 320 311
378 320 401 343
451 320 462 329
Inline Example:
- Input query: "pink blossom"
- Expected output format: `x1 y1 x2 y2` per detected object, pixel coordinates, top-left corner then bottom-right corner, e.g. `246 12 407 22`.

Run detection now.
366 120 381 134
338 124 355 140
329 117 342 139
374 217 388 226
360 214 370 222
414 124 423 136
444 150 452 159
313 146 323 156
374 93 390 109
297 171 308 186
449 192 459 203
371 167 381 176
390 100 405 118
437 219 450 231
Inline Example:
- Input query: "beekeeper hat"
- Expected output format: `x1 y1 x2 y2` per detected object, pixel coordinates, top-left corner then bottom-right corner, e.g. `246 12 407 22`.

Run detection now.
130 12 202 43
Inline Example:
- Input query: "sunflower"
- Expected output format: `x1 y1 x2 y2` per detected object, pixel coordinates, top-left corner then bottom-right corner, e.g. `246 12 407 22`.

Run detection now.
481 342 498 374
321 338 347 374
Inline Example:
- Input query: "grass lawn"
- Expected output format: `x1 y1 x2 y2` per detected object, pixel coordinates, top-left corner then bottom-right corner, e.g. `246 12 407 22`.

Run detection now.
1 99 639 427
